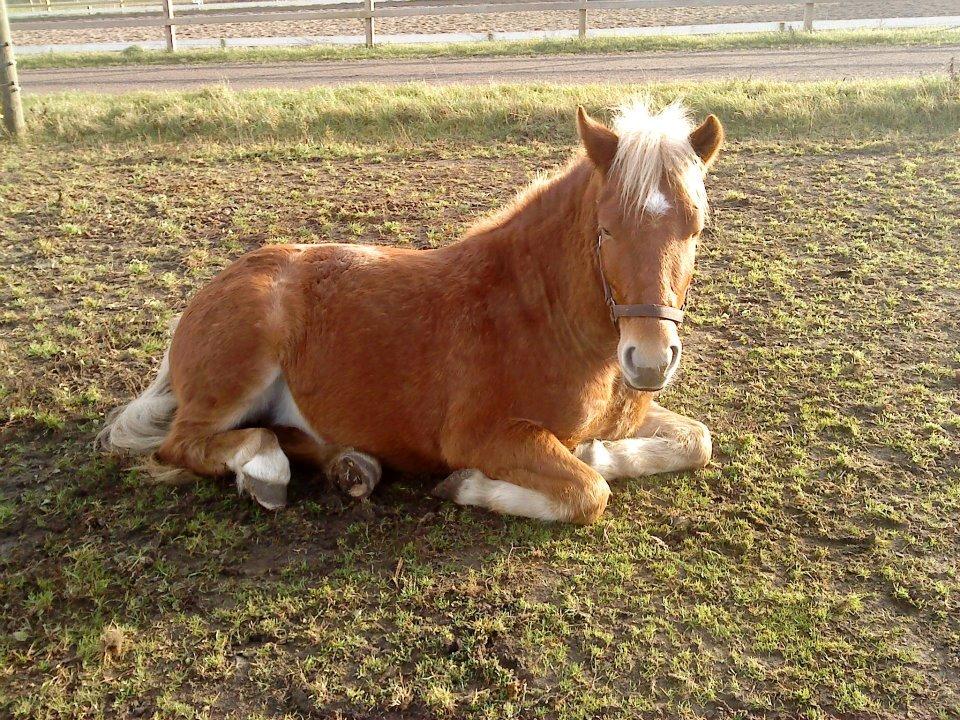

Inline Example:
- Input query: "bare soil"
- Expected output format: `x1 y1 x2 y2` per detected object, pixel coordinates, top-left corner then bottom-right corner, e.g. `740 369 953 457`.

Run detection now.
18 45 960 93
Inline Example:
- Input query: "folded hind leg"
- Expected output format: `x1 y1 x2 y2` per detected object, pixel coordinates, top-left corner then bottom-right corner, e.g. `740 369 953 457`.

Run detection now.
157 295 297 508
157 421 291 510
272 426 382 499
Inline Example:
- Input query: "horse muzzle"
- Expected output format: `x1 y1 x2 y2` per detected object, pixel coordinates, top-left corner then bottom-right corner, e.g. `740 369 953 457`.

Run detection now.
619 342 682 392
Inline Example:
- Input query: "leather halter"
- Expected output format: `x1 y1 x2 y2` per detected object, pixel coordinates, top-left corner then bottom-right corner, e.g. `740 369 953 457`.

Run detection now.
595 232 685 326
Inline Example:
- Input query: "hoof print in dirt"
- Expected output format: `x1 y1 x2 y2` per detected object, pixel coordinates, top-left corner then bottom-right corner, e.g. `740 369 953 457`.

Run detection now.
328 449 382 500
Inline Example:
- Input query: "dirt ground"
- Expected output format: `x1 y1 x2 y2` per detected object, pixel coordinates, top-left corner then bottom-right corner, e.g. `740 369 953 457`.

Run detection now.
19 45 960 93
12 0 960 47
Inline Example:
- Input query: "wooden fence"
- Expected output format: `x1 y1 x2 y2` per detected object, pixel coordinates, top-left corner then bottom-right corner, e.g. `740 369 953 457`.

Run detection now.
11 0 821 51
1 0 25 135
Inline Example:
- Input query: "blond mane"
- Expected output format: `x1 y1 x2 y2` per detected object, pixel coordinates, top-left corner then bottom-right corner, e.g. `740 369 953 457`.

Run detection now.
610 98 708 217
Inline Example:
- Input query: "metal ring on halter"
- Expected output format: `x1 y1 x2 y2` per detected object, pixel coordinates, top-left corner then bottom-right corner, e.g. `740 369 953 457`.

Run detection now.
595 232 685 326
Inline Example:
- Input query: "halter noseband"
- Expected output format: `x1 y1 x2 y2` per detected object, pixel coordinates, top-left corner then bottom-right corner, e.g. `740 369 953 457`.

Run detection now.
595 232 685 327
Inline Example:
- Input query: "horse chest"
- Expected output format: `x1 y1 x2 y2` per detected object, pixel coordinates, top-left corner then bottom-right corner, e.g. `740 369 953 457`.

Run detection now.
538 371 653 447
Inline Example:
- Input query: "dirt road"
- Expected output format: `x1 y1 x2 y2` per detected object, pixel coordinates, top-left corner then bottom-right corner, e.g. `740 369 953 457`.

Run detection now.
20 44 960 94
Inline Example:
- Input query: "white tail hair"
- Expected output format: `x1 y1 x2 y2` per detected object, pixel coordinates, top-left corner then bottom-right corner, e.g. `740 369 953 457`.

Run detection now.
97 318 179 456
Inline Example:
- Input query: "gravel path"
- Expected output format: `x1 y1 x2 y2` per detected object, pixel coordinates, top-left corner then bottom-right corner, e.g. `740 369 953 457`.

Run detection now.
19 44 960 93
12 0 960 47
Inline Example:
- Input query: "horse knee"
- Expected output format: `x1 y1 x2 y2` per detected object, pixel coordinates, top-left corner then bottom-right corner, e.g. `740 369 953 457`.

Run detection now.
567 478 611 524
685 421 712 469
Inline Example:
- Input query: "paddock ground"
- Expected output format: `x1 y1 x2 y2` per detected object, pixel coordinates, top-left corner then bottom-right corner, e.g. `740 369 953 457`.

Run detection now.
1 81 959 719
11 0 959 47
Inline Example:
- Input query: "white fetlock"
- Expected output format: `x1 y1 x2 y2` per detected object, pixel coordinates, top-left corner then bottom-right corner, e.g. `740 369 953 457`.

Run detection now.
431 469 566 522
574 439 619 481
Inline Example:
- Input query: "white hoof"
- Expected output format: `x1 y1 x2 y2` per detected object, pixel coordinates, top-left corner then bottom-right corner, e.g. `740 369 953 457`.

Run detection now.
236 446 291 510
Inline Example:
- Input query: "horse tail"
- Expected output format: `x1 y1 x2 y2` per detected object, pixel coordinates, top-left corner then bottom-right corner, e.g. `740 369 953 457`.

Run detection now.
97 316 180 456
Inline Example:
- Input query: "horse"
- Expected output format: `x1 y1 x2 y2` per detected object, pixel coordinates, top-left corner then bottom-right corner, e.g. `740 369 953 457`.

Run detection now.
99 98 723 524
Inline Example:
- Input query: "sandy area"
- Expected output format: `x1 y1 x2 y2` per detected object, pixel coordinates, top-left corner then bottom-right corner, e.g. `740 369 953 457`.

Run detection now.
12 1 960 47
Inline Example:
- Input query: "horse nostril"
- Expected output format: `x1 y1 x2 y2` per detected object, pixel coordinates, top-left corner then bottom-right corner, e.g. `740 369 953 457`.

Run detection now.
624 345 639 373
667 345 681 373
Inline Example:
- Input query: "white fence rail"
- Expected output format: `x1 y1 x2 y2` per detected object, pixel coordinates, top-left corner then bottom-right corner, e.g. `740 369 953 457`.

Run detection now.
10 0 822 50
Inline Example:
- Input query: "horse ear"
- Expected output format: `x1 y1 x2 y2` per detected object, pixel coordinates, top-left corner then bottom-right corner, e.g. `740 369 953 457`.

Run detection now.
577 106 619 173
689 114 724 170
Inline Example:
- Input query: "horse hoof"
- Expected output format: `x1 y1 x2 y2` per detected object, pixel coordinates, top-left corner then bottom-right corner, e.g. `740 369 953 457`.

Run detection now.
235 447 290 510
329 450 381 499
431 469 476 501
238 473 288 510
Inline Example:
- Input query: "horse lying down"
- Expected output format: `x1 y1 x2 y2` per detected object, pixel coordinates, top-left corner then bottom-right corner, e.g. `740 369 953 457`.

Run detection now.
99 98 723 524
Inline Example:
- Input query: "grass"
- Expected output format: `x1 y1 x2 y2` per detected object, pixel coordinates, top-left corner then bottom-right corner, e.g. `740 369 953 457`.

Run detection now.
17 77 960 145
1 80 959 719
14 25 960 71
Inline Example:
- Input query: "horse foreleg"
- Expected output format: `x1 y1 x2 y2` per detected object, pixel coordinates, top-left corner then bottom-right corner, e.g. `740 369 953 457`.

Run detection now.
574 401 711 481
434 423 611 524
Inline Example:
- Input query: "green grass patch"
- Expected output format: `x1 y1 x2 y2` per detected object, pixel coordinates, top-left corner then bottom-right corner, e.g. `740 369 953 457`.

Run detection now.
15 77 960 146
1 80 959 719
15 26 960 71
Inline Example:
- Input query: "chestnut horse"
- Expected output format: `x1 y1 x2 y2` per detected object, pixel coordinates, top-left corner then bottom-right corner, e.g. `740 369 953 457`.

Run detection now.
100 99 723 524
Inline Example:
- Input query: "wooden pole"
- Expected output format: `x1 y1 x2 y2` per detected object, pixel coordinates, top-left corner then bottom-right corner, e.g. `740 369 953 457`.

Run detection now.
162 0 176 51
577 0 586 41
0 0 26 137
363 0 374 48
802 2 814 31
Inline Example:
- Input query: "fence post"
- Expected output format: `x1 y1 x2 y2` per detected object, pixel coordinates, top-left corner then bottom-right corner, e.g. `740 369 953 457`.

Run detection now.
162 0 177 51
0 0 25 137
364 0 374 48
577 0 586 41
802 2 814 31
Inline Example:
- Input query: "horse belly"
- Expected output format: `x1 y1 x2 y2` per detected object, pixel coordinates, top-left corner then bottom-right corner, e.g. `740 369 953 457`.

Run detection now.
280 257 451 472
284 353 448 473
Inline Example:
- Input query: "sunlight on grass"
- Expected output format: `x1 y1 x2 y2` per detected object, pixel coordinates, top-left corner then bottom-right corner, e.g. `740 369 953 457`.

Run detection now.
16 77 960 146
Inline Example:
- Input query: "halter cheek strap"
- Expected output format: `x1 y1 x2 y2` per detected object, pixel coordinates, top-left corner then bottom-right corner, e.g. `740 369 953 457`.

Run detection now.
595 232 685 326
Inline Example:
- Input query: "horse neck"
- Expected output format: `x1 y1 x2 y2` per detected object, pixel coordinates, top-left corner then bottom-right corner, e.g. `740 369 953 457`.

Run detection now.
471 157 617 361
